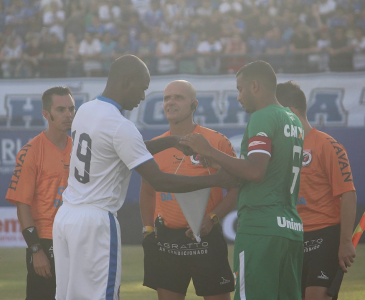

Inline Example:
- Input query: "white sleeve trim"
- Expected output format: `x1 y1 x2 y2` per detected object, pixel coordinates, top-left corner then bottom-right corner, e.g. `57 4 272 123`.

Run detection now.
247 149 271 157
129 155 153 170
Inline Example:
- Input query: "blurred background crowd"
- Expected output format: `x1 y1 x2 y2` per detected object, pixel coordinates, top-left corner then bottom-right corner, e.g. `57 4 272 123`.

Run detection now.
1 0 365 78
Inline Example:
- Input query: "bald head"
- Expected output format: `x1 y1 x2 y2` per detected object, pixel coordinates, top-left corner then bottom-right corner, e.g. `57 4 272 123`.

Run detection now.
107 55 149 86
165 80 196 101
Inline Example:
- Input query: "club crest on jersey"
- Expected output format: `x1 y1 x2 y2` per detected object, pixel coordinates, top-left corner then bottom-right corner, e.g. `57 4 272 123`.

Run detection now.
190 154 201 165
303 150 312 167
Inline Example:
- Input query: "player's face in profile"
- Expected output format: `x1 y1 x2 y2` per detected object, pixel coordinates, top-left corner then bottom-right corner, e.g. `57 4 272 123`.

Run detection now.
163 83 194 122
237 75 256 113
48 94 76 131
124 69 150 110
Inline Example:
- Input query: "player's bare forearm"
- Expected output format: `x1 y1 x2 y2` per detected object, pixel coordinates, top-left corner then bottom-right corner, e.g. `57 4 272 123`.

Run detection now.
339 191 357 272
180 133 269 183
207 148 270 183
144 136 193 156
16 202 36 232
136 159 236 193
139 179 156 227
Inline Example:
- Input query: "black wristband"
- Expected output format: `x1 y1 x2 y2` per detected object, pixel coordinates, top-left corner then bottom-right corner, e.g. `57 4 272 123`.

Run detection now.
22 226 40 248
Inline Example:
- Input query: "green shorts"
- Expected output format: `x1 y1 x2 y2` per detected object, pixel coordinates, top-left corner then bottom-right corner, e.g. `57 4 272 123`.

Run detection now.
233 233 303 300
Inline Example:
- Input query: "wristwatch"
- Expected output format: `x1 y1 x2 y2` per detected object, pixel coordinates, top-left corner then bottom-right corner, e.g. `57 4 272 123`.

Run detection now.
29 244 41 254
142 226 154 234
208 213 219 225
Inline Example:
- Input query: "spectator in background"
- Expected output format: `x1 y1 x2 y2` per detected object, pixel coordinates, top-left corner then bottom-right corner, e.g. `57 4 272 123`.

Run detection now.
86 15 106 39
317 0 337 23
135 31 155 73
21 36 44 78
98 0 116 30
177 28 199 74
328 7 347 29
0 2 6 33
65 2 85 42
42 1 65 42
224 33 246 73
42 33 65 77
64 32 82 77
0 35 22 78
127 13 144 48
112 33 130 59
79 32 102 76
290 22 317 72
247 30 267 56
328 26 353 71
265 27 287 72
144 0 164 28
317 26 331 71
196 0 213 17
85 1 99 28
351 27 365 70
156 34 177 74
197 34 223 75
100 32 116 75
219 0 242 14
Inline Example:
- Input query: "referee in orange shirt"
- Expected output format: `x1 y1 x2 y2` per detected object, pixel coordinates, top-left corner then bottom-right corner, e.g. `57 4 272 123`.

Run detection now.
6 87 75 300
276 81 357 300
140 80 237 300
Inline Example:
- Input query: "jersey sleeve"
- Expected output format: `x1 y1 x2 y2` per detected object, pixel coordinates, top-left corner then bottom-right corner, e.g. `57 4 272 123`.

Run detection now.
246 112 276 157
321 138 356 197
5 144 37 206
113 121 153 170
218 134 237 157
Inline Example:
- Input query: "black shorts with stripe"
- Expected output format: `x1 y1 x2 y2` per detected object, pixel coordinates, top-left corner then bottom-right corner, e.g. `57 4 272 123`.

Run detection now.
302 224 340 299
143 219 234 296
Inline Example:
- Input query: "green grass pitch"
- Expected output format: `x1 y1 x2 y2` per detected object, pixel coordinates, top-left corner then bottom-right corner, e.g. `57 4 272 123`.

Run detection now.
1 245 364 299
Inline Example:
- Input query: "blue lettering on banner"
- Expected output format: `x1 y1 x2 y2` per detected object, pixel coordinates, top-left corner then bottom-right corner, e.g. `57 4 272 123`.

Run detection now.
297 197 307 205
0 94 87 129
307 89 347 126
161 192 174 201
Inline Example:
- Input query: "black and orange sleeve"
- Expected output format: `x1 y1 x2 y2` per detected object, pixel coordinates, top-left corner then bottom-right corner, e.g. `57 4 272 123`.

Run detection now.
5 144 37 206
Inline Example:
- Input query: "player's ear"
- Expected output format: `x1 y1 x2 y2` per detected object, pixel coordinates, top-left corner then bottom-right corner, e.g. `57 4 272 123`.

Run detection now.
42 109 51 121
251 80 259 95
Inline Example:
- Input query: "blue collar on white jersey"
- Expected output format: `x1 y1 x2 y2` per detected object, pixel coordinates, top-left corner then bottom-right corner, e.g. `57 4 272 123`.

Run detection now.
97 95 122 110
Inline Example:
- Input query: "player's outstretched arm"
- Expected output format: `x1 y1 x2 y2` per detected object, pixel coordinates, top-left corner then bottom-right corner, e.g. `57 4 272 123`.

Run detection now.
135 159 237 193
139 179 156 237
339 191 357 272
144 135 193 156
180 133 270 183
16 202 52 278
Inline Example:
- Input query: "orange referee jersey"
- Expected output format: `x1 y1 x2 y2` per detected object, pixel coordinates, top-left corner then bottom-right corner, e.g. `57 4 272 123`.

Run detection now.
152 125 236 229
297 128 356 232
6 132 72 239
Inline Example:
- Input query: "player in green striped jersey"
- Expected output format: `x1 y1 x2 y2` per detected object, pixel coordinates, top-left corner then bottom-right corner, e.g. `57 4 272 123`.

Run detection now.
180 61 304 300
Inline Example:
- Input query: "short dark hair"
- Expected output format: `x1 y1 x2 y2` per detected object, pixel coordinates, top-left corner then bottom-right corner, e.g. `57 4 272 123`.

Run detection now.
236 61 277 92
276 81 307 116
42 86 72 111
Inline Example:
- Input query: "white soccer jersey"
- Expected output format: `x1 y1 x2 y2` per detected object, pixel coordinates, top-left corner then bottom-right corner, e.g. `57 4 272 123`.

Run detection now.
63 96 153 214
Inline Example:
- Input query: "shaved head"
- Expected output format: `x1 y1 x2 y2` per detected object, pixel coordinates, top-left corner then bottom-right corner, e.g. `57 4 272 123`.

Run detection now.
107 54 149 86
165 80 196 101
102 54 151 110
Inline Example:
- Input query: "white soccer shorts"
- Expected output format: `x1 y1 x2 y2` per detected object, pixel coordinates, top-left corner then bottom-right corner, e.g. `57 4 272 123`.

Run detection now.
53 202 121 300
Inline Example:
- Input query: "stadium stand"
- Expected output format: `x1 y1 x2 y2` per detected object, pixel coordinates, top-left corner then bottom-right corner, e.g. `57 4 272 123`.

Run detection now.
0 0 365 78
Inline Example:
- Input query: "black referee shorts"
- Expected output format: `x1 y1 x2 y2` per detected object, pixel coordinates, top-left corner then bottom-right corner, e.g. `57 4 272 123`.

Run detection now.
26 238 56 300
143 219 234 296
301 224 340 299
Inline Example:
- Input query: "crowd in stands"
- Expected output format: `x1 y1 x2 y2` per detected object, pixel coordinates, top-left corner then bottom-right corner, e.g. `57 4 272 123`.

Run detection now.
1 0 365 78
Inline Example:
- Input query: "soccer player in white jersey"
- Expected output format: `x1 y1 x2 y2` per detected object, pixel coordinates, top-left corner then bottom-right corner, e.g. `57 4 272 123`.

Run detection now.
52 55 235 300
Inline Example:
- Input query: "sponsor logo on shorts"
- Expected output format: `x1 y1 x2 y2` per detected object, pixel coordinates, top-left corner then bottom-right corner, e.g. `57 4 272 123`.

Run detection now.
303 238 323 252
157 241 209 256
220 277 231 285
317 271 329 280
302 149 312 167
277 216 303 232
